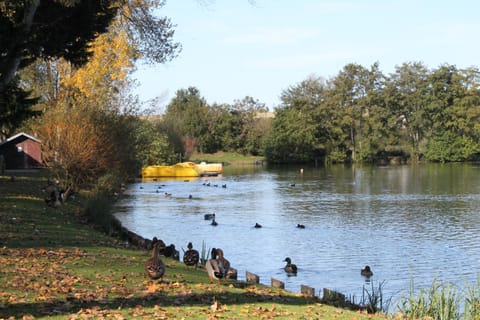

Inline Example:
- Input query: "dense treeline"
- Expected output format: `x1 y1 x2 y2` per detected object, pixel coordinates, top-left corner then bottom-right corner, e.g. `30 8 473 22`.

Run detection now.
159 62 480 166
267 62 480 165
9 58 480 194
160 88 271 159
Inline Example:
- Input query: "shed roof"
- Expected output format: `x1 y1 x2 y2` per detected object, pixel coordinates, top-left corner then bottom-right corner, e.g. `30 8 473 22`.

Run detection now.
0 132 41 147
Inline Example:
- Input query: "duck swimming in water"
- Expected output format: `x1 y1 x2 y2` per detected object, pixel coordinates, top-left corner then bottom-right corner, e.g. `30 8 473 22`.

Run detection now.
204 213 215 220
283 257 297 275
361 265 373 277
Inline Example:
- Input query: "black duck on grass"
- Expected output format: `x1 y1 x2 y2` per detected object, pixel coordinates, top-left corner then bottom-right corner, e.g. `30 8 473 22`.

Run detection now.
183 242 200 268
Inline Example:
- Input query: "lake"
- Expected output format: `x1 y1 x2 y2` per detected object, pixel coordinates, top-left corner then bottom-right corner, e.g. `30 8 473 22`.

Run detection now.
114 163 480 310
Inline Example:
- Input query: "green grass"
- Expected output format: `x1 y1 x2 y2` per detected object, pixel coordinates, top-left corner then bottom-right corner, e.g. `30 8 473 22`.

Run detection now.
0 170 387 319
190 151 265 165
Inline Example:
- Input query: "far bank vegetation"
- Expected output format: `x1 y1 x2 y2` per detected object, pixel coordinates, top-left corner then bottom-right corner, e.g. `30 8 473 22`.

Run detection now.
2 3 479 196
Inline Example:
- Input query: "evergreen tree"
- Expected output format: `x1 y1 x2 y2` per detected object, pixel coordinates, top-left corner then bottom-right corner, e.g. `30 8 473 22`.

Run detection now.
0 77 39 139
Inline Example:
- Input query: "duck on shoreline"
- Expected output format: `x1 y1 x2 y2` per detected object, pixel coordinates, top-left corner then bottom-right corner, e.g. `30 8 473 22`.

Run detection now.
183 242 200 268
145 241 165 282
162 243 179 260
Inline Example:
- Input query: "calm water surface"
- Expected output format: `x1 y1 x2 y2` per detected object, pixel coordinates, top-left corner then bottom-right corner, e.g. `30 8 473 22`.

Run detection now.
114 163 480 309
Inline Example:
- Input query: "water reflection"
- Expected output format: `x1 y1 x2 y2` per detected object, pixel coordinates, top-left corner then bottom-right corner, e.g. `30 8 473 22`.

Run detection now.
115 163 480 309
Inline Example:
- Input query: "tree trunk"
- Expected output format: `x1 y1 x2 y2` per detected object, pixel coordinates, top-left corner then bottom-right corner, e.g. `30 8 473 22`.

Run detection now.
0 0 40 91
350 125 356 162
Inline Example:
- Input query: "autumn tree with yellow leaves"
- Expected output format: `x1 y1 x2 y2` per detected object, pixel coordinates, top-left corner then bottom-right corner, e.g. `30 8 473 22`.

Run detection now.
32 23 136 195
27 1 179 195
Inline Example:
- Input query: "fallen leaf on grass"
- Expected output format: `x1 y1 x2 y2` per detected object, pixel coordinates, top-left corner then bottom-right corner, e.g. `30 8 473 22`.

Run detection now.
211 297 221 312
145 282 167 293
68 306 126 320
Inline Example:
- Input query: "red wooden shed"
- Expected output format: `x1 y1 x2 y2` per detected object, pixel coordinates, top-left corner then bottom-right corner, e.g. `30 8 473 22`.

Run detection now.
0 132 43 170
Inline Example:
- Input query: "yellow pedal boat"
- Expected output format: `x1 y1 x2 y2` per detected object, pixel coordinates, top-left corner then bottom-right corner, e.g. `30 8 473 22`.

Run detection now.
142 162 222 178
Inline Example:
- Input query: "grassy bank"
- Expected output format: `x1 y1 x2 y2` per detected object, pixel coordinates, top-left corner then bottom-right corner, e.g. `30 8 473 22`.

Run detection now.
190 151 264 166
0 170 387 319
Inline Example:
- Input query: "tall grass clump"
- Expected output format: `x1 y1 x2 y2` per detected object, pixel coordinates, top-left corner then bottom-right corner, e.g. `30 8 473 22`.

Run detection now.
361 280 392 314
463 277 480 320
200 240 211 266
81 172 124 235
398 279 461 320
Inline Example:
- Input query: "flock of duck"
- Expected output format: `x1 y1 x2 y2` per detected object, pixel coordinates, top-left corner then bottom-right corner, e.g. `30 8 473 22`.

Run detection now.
145 238 200 281
205 212 307 230
142 181 374 284
145 238 374 282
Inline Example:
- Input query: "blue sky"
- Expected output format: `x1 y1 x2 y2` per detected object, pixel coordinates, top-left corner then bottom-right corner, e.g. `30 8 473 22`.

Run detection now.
133 0 480 111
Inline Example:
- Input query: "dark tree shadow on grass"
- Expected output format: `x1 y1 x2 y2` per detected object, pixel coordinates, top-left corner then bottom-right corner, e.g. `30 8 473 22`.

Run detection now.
1 286 344 318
